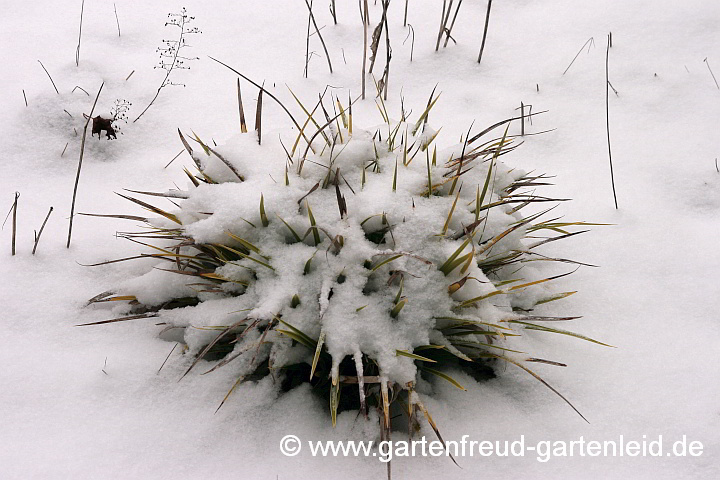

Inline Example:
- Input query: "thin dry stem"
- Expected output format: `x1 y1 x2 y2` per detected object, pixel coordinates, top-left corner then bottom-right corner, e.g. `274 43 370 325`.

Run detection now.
477 0 493 64
362 0 369 99
605 34 618 209
67 82 104 248
38 60 59 94
304 0 333 74
32 206 53 255
76 0 85 66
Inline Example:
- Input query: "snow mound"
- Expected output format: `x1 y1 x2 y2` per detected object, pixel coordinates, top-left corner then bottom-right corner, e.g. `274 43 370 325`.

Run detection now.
97 104 598 426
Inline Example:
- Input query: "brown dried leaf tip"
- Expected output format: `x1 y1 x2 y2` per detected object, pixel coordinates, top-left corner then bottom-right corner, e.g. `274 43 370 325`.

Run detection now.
91 116 117 140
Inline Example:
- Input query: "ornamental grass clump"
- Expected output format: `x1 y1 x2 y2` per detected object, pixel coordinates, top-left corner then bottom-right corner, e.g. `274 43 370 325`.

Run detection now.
84 81 609 447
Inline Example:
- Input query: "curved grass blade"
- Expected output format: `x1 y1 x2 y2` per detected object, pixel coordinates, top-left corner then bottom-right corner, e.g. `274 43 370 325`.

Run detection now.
276 329 315 350
488 354 589 423
259 194 269 227
526 357 567 367
79 213 148 222
509 321 614 347
276 318 318 350
116 193 180 224
450 340 526 354
390 298 407 318
225 231 263 255
330 381 340 427
414 399 460 467
371 254 403 272
275 214 302 242
396 350 437 363
181 318 248 379
310 331 326 380
536 291 576 305
307 201 321 246
421 366 466 390
215 375 246 414
75 312 158 326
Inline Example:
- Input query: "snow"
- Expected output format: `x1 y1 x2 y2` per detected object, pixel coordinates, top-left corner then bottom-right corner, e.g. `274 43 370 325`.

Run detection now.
114 109 549 386
1 0 719 479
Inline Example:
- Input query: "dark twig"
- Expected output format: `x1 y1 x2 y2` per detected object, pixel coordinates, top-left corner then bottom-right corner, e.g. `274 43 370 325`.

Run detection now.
38 60 59 94
134 9 200 123
4 192 20 255
32 206 53 255
442 0 463 48
404 0 409 26
382 0 390 100
61 142 69 157
435 0 451 52
164 150 184 169
704 57 719 89
72 85 90 96
330 0 337 25
114 3 121 37
358 0 367 24
605 34 618 209
157 343 179 374
22 89 28 107
125 70 135 81
304 0 333 74
468 109 547 144
562 37 594 76
403 24 415 62
76 0 85 66
208 57 304 135
304 1 313 78
362 0 369 99
368 1 389 74
607 80 619 96
477 0 493 65
68 82 104 248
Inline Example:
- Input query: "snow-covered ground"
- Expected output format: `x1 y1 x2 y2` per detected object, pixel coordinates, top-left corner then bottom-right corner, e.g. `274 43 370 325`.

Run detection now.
1 0 718 478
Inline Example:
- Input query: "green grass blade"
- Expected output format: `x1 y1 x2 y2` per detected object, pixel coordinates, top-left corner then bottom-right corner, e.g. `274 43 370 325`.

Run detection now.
330 381 340 427
536 291 577 305
275 214 302 242
488 354 589 423
310 331 326 379
396 350 437 363
421 367 466 390
307 201 321 246
390 298 406 318
371 254 403 272
260 194 269 227
509 321 614 347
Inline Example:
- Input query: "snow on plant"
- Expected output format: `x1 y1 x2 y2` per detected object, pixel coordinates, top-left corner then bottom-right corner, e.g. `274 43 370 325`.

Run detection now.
85 85 608 445
109 99 131 135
